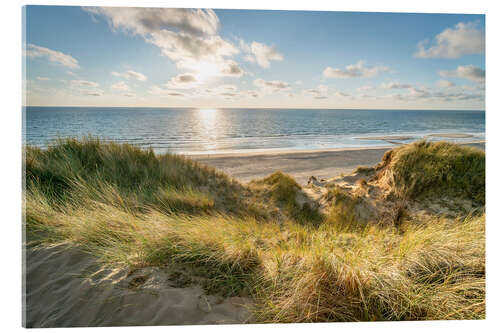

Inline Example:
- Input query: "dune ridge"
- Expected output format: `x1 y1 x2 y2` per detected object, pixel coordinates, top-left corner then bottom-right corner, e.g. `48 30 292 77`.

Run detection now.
24 138 485 326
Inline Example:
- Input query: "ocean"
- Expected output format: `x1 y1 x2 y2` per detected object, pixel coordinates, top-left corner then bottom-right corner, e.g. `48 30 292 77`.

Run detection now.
24 107 485 155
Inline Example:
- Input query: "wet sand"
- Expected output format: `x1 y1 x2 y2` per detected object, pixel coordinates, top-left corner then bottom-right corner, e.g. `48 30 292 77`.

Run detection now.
193 142 485 185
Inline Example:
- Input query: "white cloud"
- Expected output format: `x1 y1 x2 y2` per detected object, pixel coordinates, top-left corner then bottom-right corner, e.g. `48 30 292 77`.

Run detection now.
381 82 413 89
240 40 283 68
217 60 245 77
111 81 130 91
165 73 199 89
36 77 49 81
415 21 484 59
436 80 456 88
323 61 389 79
384 85 483 103
254 78 291 93
150 85 186 97
123 93 136 97
84 91 102 96
246 90 259 98
305 84 329 99
25 44 80 69
112 70 147 81
335 91 351 98
439 65 485 82
357 85 374 92
70 80 99 87
89 7 242 80
83 7 219 36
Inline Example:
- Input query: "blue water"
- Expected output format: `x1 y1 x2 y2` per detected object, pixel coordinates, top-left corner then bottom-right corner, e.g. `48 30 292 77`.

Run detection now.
24 107 485 154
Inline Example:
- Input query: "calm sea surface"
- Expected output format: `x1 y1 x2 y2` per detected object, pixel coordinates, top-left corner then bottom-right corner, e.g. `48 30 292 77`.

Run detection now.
24 107 485 154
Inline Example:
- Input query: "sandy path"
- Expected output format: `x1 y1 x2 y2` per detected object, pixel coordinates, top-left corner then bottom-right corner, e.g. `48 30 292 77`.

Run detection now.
24 244 252 327
193 142 485 185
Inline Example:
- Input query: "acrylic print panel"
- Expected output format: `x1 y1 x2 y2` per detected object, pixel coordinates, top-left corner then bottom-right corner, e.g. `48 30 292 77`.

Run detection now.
23 5 485 327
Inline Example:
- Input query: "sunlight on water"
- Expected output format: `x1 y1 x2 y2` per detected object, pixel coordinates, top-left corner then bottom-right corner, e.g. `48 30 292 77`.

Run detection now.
25 107 485 155
196 108 219 150
197 108 218 130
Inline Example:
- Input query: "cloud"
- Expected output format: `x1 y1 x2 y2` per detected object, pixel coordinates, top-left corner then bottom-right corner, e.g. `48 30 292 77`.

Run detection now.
415 21 484 59
323 61 389 79
36 77 49 81
25 44 79 69
112 70 147 81
254 78 291 93
83 7 219 36
150 85 186 97
219 60 245 77
111 81 130 91
305 85 329 99
381 82 412 89
90 7 242 79
436 80 456 88
439 65 485 82
84 91 102 96
240 40 283 68
70 80 99 87
385 86 483 103
123 93 136 97
335 91 351 98
246 90 259 98
357 85 374 92
165 73 199 89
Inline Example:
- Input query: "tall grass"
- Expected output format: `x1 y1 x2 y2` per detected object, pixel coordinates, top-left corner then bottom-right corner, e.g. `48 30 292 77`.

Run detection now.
377 140 485 204
24 138 485 322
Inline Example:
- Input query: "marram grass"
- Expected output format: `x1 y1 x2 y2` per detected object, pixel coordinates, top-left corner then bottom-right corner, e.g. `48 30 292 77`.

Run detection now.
24 138 485 322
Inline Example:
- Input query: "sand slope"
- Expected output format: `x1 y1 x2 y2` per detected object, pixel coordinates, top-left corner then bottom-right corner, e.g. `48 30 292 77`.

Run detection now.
193 142 485 185
24 244 252 327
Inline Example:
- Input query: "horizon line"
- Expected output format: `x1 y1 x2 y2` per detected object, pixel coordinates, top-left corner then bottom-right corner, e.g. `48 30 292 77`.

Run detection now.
23 105 486 111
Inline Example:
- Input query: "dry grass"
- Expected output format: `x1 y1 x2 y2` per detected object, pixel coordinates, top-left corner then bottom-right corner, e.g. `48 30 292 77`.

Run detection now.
376 140 485 204
24 138 485 323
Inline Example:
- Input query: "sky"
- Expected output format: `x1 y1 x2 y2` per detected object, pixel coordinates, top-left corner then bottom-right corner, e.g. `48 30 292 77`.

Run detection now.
23 6 485 109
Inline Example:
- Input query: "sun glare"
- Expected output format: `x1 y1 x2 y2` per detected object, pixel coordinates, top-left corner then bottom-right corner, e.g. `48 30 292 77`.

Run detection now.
197 108 218 130
193 61 221 82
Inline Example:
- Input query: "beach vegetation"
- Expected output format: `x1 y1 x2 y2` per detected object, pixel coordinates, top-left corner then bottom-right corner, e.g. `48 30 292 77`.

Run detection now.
25 138 485 323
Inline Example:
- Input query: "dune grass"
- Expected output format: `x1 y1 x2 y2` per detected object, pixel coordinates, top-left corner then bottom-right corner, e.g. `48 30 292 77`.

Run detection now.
377 140 485 204
24 138 485 322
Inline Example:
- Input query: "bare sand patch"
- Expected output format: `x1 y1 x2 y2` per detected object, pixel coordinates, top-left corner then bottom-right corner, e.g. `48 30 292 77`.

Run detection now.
427 133 474 138
24 244 252 327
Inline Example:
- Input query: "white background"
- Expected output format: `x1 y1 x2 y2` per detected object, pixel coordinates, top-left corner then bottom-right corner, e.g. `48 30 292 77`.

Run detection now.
1 0 498 331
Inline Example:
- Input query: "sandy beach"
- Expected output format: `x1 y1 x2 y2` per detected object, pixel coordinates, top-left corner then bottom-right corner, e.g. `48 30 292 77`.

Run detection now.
24 244 252 327
193 141 485 184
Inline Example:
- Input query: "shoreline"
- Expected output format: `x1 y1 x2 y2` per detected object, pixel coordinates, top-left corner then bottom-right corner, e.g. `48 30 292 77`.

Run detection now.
184 139 485 158
192 140 485 185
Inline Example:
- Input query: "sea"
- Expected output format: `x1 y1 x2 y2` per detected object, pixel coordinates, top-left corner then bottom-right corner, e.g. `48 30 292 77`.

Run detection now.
24 107 485 155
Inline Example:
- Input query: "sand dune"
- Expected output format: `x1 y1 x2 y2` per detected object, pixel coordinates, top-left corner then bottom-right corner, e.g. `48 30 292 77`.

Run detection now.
24 244 252 327
193 142 485 185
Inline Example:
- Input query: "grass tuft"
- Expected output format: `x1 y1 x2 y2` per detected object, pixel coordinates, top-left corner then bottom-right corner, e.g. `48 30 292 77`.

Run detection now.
24 138 485 323
376 140 485 204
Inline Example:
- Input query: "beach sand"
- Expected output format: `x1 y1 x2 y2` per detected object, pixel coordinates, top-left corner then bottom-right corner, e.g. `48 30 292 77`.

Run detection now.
24 140 485 327
193 142 485 185
24 244 252 327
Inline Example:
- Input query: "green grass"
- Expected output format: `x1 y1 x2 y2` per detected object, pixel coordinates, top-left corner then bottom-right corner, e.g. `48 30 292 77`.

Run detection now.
249 171 324 225
377 140 485 204
24 138 485 322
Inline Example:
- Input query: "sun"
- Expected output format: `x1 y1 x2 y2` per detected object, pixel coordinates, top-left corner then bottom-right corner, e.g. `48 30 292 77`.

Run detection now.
192 61 221 83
